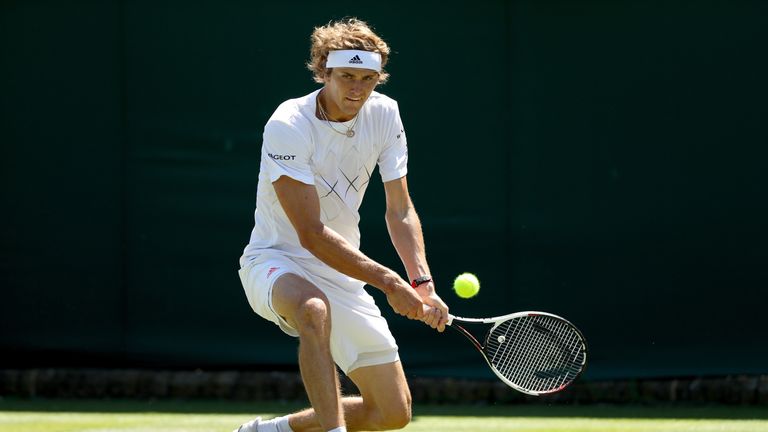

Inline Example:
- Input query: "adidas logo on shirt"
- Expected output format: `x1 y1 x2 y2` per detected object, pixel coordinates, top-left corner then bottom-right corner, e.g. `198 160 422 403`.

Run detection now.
348 55 363 64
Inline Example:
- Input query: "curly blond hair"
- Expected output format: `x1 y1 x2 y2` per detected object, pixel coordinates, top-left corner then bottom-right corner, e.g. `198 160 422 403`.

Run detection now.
307 18 391 84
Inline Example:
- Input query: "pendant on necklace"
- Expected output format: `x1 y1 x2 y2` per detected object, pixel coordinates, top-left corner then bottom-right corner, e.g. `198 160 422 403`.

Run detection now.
346 129 355 138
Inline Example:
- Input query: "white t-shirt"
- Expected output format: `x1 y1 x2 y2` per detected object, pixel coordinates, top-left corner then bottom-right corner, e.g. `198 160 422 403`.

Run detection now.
240 89 408 266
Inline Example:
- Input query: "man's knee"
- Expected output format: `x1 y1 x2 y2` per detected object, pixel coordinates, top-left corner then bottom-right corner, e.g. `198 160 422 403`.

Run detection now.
294 296 331 334
373 390 412 430
350 361 412 430
383 401 411 430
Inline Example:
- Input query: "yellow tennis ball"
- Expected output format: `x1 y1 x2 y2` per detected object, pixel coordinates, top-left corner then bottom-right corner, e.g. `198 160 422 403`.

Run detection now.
453 273 480 298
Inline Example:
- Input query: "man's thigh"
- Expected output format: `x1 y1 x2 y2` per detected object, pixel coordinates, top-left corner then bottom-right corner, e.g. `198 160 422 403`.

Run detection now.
347 361 411 410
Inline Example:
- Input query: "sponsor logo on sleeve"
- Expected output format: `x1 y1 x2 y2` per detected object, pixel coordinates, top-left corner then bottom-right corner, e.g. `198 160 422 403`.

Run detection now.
268 153 296 161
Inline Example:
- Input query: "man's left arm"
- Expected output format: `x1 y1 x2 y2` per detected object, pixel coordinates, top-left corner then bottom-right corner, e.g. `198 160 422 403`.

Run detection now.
384 176 449 332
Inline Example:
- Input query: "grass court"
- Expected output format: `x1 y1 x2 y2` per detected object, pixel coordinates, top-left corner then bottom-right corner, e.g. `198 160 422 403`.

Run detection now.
1 398 767 432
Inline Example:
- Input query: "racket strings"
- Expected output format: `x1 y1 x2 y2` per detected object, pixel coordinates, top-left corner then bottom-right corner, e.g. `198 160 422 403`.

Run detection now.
492 318 564 392
485 315 585 393
499 318 556 390
517 317 584 391
518 318 584 391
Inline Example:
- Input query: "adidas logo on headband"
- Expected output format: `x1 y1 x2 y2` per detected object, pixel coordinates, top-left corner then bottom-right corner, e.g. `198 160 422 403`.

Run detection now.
326 50 382 72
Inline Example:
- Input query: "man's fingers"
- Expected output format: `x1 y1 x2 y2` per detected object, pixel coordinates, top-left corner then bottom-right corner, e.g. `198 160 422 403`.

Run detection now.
419 304 448 332
420 306 442 329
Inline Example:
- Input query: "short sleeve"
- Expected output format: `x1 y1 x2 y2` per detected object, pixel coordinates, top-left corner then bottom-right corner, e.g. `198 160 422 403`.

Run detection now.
377 103 408 182
262 119 315 185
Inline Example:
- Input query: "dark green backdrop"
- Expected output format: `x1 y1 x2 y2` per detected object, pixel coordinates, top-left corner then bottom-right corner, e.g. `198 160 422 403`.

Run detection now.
2 0 767 381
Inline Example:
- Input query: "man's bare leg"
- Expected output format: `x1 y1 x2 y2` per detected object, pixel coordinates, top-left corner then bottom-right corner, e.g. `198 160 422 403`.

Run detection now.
287 361 411 432
272 274 344 430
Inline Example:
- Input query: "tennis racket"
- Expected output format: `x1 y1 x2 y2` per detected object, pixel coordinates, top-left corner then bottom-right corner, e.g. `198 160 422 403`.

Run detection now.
447 311 587 395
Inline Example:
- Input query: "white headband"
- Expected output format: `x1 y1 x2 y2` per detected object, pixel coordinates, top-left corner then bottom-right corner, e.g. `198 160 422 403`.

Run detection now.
326 50 382 72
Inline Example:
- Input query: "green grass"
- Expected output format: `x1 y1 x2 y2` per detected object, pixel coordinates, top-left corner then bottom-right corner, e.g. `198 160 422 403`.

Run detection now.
1 398 767 432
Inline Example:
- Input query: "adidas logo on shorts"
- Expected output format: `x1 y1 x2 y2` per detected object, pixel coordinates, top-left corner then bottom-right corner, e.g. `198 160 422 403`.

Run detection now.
267 267 279 278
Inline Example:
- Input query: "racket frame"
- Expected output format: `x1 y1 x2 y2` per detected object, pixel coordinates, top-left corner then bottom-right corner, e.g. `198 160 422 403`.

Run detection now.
447 311 588 396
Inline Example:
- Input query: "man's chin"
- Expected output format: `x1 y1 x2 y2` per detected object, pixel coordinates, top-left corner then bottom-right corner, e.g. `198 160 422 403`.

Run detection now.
342 99 365 114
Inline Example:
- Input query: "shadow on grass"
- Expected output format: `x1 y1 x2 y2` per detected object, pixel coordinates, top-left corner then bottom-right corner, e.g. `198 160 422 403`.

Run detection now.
1 398 767 420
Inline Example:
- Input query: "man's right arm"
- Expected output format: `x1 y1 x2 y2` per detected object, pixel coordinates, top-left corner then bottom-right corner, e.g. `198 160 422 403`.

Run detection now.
272 175 426 320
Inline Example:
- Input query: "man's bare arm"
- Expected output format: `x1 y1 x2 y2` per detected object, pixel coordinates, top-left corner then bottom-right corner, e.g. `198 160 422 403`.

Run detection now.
272 175 424 320
384 176 449 331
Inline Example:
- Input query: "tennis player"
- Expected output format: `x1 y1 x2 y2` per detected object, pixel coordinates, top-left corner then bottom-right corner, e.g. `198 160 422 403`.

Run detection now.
236 18 449 432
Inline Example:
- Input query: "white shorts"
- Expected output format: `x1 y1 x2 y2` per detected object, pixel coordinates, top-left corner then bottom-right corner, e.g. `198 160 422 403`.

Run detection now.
238 253 399 374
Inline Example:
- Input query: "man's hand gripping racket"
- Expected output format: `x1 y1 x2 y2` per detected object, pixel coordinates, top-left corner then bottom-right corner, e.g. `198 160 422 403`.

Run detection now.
427 305 588 396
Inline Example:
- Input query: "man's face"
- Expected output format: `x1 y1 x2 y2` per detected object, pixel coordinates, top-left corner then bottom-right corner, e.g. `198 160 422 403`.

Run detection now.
321 67 379 121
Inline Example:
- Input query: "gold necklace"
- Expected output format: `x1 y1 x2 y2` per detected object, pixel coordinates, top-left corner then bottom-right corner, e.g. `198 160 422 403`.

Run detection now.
317 97 358 138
